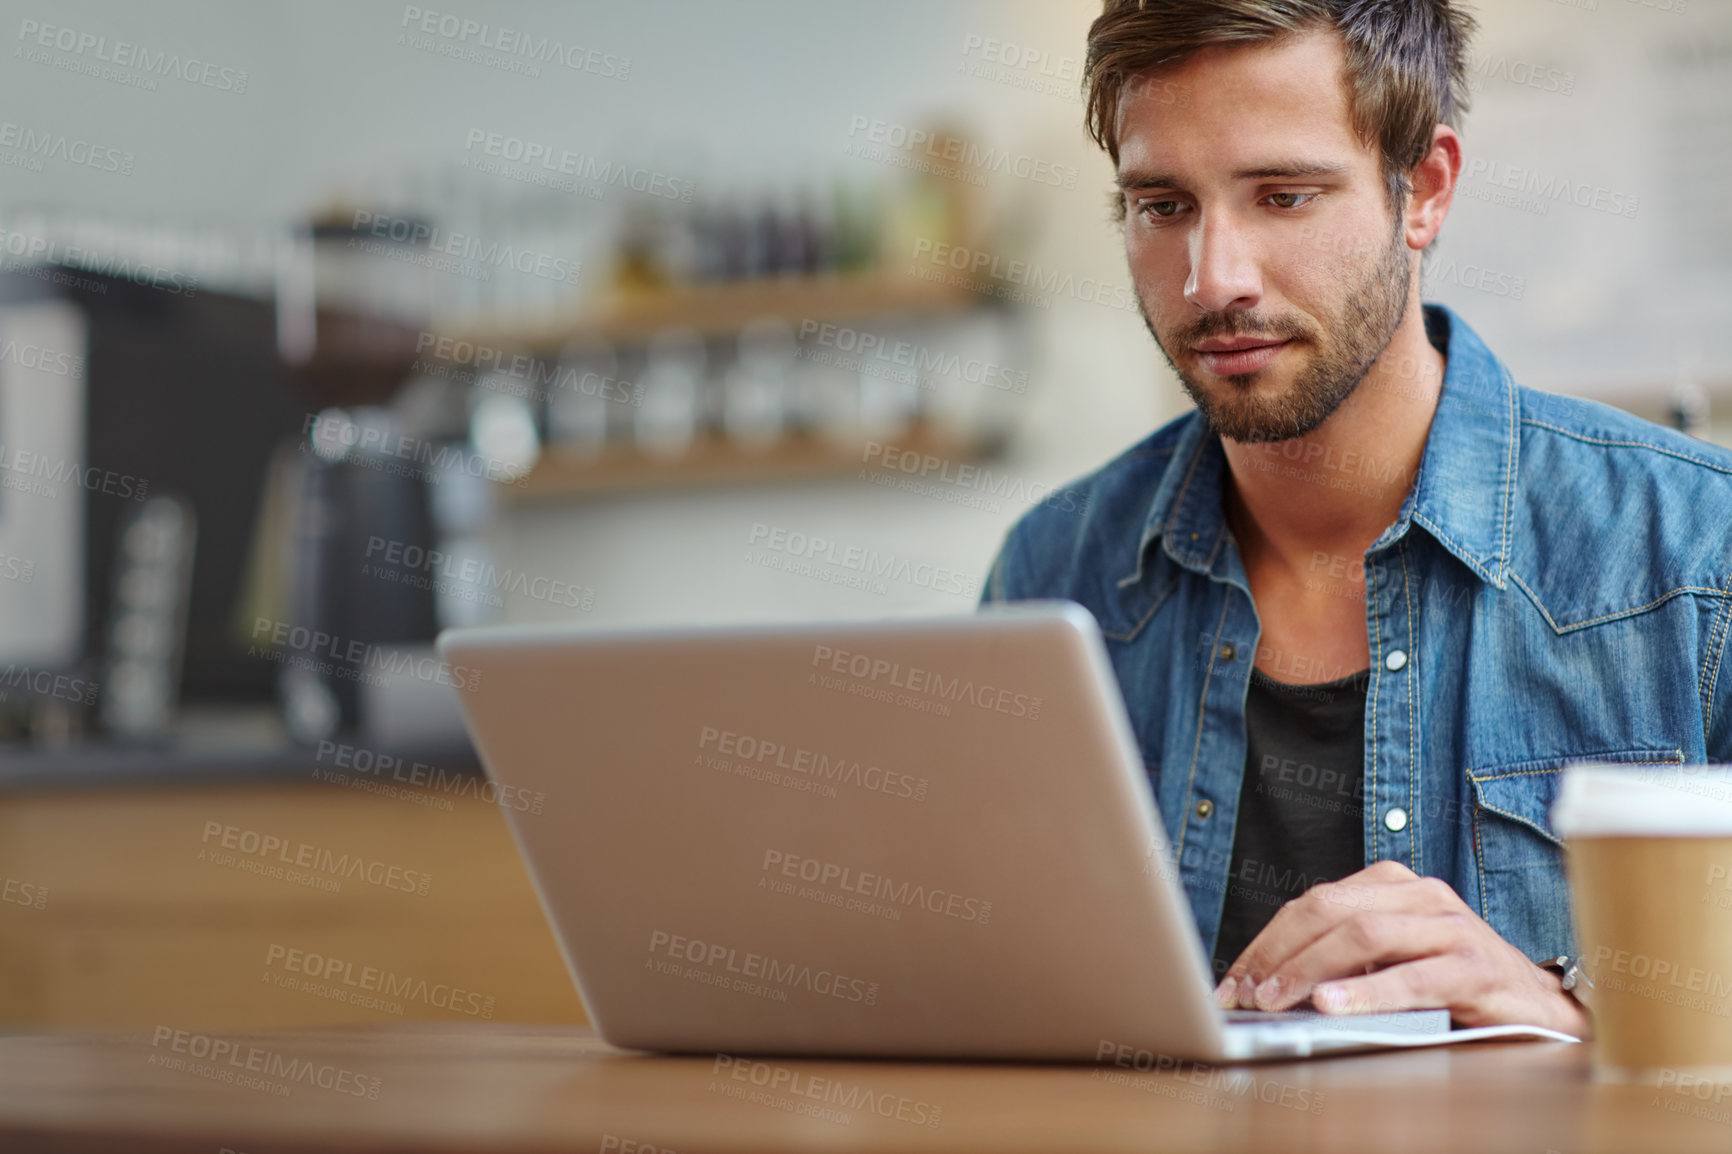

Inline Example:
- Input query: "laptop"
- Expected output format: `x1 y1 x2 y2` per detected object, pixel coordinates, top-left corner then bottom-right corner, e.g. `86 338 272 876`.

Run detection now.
437 600 1578 1062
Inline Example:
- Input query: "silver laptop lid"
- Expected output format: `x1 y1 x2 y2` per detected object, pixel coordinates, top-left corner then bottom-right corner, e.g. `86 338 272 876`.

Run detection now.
439 601 1227 1060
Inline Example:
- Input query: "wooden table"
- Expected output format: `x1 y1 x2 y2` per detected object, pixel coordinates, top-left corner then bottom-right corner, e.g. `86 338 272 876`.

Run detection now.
3 1023 1731 1153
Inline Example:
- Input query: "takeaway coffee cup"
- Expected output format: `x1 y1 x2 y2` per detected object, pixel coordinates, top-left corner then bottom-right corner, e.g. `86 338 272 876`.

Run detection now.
1553 764 1732 1082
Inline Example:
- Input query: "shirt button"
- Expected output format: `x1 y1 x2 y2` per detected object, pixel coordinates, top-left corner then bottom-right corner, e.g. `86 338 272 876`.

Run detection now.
1384 649 1409 672
1195 799 1214 819
1218 643 1236 662
1384 806 1410 833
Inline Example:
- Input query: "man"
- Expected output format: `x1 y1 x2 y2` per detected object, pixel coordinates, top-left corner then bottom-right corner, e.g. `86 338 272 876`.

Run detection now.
982 0 1732 1039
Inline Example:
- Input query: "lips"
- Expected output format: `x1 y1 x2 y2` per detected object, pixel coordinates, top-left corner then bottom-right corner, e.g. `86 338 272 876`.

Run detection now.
1193 338 1291 376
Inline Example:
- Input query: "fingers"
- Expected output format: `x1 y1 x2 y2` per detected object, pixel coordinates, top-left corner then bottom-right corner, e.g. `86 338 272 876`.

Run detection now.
1206 864 1593 1032
1215 867 1464 1010
1248 911 1477 1011
1216 869 1435 1007
1307 954 1462 1016
1317 949 1598 1034
1299 936 1595 1033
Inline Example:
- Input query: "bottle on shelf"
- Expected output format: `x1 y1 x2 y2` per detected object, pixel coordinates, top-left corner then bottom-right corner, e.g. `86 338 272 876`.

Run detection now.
722 317 796 450
546 343 620 457
635 328 705 456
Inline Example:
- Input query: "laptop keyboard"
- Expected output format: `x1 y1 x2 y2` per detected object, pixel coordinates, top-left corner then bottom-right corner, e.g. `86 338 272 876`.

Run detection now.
1225 1007 1451 1035
1224 1009 1332 1023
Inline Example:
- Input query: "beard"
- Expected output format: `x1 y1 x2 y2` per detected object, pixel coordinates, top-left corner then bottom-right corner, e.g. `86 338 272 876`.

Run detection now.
1140 217 1413 444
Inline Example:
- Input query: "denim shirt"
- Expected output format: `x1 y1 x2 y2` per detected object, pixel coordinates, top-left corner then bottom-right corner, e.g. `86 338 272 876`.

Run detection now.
981 304 1732 965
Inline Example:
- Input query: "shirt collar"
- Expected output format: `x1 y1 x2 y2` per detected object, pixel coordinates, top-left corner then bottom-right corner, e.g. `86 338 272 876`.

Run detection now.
1123 304 1519 590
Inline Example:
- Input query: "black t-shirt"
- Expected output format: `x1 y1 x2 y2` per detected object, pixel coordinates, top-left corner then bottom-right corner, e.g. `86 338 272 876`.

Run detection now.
1210 666 1369 980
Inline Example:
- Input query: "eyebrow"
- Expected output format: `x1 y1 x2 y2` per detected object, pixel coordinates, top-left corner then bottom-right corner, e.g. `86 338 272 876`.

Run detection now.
1115 161 1350 190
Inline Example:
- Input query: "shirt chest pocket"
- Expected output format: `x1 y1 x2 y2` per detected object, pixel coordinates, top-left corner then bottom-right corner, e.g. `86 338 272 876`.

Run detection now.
1466 748 1684 961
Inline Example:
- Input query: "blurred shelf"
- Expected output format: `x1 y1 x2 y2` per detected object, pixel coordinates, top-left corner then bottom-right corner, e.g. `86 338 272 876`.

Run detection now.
506 420 993 501
444 272 988 352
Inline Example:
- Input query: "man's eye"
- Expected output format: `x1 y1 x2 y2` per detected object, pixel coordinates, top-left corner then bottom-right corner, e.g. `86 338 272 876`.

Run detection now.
1267 192 1316 209
1142 199 1184 218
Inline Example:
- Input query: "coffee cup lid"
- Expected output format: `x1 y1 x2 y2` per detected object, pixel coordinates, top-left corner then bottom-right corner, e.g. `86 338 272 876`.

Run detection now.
1552 763 1732 838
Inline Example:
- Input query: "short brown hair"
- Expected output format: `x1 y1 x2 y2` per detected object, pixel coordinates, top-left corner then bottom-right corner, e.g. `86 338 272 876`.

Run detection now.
1084 0 1475 208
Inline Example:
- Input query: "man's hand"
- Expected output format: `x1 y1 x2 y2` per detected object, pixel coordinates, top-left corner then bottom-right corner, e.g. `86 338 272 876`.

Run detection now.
1213 860 1592 1037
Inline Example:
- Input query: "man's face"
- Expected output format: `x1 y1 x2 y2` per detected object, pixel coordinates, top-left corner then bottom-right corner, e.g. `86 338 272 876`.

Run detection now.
1116 31 1414 444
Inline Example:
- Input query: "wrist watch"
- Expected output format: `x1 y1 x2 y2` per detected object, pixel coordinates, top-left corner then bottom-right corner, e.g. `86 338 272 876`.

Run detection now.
1540 955 1593 998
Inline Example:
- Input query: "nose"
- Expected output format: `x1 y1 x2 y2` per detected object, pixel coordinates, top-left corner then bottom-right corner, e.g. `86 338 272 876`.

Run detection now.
1183 213 1261 314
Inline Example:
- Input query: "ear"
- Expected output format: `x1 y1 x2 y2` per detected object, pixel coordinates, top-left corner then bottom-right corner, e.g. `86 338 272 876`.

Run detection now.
1405 125 1461 251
